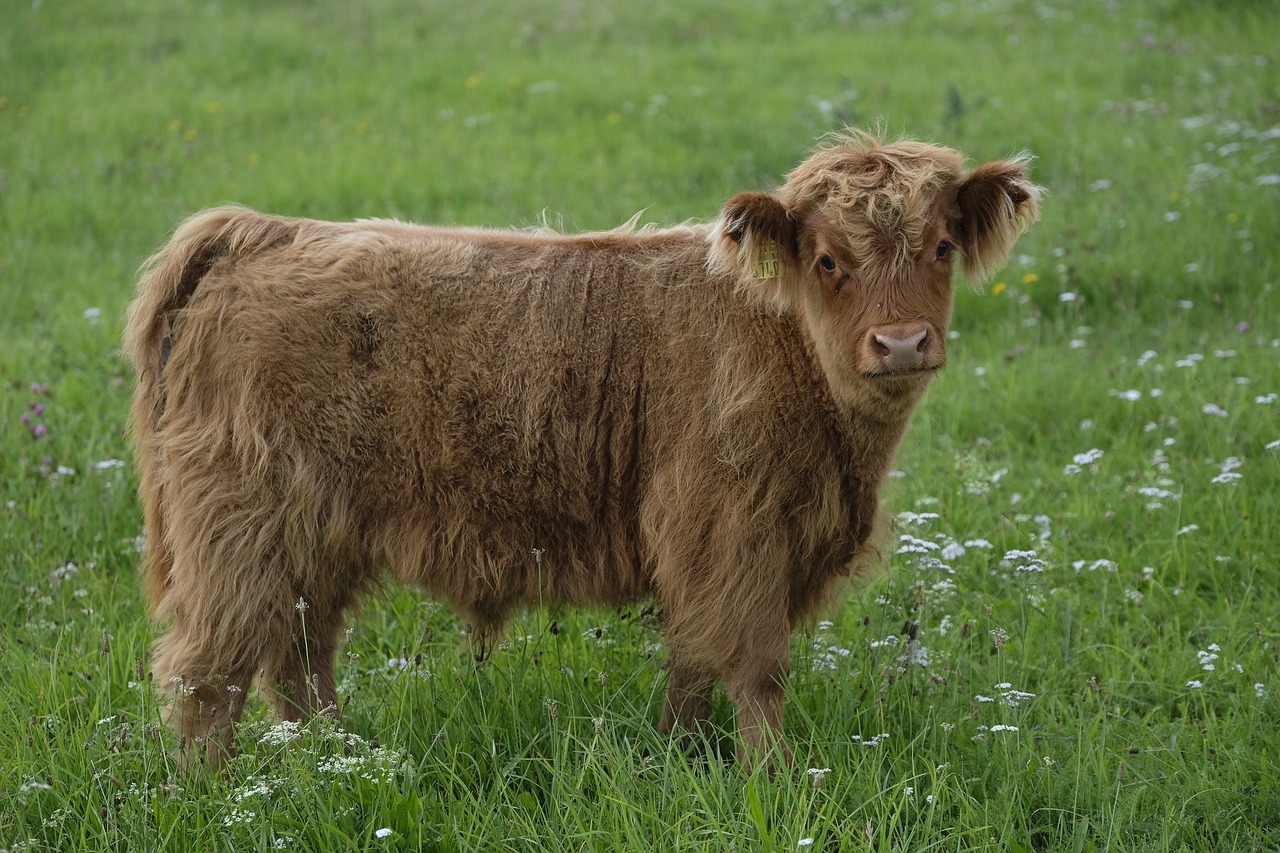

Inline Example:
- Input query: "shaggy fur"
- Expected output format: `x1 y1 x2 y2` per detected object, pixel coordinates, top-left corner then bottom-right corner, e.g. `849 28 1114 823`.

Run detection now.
125 129 1040 768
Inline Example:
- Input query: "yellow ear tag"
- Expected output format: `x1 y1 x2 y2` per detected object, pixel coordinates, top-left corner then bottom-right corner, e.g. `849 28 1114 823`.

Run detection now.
753 238 780 280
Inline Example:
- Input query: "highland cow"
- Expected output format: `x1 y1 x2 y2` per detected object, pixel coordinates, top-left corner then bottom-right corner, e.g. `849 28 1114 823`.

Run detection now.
125 129 1040 768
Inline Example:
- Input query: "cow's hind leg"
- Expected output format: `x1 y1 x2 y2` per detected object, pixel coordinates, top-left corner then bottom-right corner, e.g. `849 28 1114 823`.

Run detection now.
259 589 350 724
152 526 315 769
152 614 262 771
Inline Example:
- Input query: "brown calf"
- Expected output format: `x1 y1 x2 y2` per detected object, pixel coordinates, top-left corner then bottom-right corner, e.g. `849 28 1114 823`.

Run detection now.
125 129 1040 768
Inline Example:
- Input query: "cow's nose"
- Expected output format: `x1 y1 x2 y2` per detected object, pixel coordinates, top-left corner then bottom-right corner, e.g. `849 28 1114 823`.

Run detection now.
872 328 929 371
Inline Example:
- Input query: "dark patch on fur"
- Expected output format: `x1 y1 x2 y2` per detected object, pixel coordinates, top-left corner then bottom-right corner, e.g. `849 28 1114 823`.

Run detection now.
349 313 382 368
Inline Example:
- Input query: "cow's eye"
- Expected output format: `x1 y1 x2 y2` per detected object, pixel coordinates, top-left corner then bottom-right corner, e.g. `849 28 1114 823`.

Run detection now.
819 255 837 272
935 240 951 261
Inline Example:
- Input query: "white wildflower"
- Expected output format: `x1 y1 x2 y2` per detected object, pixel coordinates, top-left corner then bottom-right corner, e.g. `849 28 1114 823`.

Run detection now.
998 686 1036 707
1072 559 1118 573
51 562 79 579
258 720 303 747
897 511 940 526
1074 448 1105 465
897 535 939 554
1137 486 1179 500
899 643 930 668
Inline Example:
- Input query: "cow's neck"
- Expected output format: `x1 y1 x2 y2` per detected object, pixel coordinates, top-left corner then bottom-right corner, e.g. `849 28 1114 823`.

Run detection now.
792 321 931 492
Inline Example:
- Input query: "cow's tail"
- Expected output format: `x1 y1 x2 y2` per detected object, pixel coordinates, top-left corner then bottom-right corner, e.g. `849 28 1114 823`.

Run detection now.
124 205 299 608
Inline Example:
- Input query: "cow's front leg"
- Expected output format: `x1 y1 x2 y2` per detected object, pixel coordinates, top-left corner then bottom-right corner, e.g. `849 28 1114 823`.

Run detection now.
659 661 715 738
720 620 794 772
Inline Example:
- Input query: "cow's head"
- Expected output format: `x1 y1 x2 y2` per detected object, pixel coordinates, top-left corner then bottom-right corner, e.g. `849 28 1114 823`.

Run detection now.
708 129 1041 410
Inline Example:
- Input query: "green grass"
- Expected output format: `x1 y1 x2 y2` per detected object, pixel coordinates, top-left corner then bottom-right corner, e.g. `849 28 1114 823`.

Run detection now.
2 0 1279 849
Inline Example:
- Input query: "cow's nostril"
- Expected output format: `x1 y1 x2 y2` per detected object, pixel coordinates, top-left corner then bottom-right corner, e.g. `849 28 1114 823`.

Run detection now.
872 329 929 371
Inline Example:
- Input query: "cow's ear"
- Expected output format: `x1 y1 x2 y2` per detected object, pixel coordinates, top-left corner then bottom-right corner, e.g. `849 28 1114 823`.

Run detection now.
954 156 1043 284
708 192 801 309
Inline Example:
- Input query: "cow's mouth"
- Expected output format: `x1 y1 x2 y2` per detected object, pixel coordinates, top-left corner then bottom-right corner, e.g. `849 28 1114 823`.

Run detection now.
867 366 941 380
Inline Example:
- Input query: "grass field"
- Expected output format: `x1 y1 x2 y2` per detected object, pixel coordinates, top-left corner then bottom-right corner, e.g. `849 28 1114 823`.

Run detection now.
2 0 1278 850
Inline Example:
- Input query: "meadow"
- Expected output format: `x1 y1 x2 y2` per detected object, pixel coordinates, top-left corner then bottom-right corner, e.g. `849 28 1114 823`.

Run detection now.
2 0 1278 849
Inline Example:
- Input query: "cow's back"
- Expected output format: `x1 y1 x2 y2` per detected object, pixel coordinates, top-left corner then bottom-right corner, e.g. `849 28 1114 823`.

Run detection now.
173 221 751 619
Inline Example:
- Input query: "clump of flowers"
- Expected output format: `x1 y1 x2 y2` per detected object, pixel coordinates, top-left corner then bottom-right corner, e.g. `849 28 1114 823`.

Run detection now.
1063 448 1104 475
809 620 852 672
19 382 51 438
